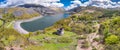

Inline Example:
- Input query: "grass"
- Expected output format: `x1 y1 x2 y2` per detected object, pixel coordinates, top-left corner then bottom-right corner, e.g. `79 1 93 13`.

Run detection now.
30 31 77 41
6 21 14 28
0 20 3 26
3 21 14 28
25 31 78 50
25 43 71 50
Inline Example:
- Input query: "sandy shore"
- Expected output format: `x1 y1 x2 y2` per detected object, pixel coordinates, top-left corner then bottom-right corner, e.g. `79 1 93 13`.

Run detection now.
14 16 43 34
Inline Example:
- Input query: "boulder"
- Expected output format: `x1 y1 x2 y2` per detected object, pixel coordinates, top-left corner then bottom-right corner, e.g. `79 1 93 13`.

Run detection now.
56 28 64 36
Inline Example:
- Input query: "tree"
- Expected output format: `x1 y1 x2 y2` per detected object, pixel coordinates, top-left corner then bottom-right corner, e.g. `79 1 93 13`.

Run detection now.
105 35 119 44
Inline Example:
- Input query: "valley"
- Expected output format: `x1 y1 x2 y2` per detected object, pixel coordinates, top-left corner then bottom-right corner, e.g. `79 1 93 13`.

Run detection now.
0 3 120 50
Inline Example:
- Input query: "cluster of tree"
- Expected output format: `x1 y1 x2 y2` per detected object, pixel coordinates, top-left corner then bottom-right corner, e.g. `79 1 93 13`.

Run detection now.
99 16 120 50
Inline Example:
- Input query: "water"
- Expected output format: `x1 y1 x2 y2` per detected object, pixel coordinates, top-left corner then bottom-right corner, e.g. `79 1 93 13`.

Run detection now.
21 13 69 32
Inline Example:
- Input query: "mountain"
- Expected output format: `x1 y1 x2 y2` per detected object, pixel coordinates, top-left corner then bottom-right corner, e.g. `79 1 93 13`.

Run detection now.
67 6 104 14
0 7 40 19
108 7 120 10
49 6 65 13
18 4 65 16
67 6 120 14
0 4 66 19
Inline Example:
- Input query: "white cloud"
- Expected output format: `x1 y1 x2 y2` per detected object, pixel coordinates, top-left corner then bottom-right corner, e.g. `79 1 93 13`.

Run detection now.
91 0 111 2
0 0 64 8
71 0 81 5
66 0 120 10
65 0 82 10
118 2 120 4
65 4 78 10
0 0 120 10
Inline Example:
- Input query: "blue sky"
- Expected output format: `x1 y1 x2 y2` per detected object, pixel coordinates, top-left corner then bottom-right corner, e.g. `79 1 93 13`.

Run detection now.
111 0 120 2
60 0 89 7
0 0 4 2
0 0 120 10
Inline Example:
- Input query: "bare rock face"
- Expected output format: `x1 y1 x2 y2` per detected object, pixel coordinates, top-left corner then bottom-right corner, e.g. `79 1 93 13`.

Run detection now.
13 11 23 17
26 9 36 14
13 8 36 17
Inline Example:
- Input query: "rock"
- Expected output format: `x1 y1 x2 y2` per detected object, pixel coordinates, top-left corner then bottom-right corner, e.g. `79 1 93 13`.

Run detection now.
56 28 64 36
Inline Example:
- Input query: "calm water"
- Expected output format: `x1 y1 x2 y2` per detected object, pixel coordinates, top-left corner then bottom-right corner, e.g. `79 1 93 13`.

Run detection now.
21 13 69 32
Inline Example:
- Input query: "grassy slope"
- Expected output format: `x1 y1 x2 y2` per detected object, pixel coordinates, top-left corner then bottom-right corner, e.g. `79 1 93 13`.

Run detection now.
0 7 41 47
25 31 78 50
0 8 40 19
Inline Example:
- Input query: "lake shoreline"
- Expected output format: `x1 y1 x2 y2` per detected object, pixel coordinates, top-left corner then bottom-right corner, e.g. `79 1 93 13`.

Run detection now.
14 16 43 34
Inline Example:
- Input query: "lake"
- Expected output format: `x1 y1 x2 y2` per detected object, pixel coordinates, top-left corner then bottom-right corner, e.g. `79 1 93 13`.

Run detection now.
21 13 69 32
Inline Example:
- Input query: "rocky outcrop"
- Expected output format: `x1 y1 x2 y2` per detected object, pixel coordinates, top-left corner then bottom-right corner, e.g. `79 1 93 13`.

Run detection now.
13 10 23 17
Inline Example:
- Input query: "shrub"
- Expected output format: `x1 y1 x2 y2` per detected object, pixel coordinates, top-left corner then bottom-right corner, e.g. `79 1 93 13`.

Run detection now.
0 47 4 50
81 41 90 48
92 47 97 50
76 36 86 39
93 38 100 42
105 35 119 44
105 44 120 50
63 26 72 31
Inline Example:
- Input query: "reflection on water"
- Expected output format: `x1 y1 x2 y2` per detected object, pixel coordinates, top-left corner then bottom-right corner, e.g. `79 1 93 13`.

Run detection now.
21 13 69 32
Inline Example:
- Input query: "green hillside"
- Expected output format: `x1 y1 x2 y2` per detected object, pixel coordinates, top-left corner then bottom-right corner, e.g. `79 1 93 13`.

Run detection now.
0 6 120 50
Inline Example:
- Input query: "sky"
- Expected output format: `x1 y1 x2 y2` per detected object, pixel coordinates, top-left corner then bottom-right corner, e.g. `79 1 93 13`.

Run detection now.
0 0 120 10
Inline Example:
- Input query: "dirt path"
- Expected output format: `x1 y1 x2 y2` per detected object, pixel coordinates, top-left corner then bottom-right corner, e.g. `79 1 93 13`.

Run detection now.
87 24 100 43
76 24 100 50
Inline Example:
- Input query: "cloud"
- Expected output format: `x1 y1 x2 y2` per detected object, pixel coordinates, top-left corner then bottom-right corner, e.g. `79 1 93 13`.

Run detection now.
65 0 82 10
66 0 120 10
0 0 64 8
91 0 111 2
71 0 82 5
0 0 120 10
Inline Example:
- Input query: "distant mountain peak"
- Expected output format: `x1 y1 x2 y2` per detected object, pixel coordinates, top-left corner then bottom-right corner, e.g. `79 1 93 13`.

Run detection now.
17 4 46 8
